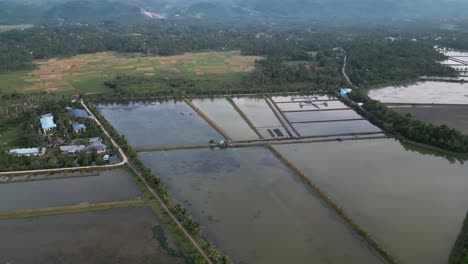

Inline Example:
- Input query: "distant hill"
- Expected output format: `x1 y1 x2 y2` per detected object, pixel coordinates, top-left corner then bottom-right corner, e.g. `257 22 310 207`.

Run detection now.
45 0 146 23
0 0 468 25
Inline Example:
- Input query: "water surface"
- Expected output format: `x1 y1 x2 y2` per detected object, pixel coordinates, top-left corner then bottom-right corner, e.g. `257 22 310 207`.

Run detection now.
293 120 381 136
368 82 468 104
0 207 183 264
286 109 363 123
192 98 259 140
275 139 468 264
139 147 380 264
0 169 141 211
392 106 468 134
97 101 221 147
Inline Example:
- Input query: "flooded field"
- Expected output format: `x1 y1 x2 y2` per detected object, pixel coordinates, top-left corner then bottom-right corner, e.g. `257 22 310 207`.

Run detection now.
139 147 380 264
393 106 468 133
0 207 183 264
285 109 363 123
271 94 336 103
275 139 468 264
97 101 221 147
232 97 288 138
192 98 259 140
293 120 381 136
276 100 348 111
0 169 141 211
368 82 468 104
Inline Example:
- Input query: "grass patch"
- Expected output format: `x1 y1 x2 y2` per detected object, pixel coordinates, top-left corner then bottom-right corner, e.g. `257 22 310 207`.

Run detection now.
0 50 262 95
0 200 146 219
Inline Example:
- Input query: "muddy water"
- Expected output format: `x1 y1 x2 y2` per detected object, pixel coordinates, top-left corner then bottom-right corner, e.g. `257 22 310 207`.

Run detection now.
293 120 381 136
0 169 141 211
232 97 287 138
0 207 183 264
139 147 381 264
192 98 259 140
275 139 468 264
97 101 222 148
393 106 468 134
368 82 468 104
285 109 363 123
271 94 337 103
277 100 348 111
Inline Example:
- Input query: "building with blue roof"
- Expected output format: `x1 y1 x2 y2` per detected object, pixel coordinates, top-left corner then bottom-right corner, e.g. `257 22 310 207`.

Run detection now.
73 124 87 133
40 114 56 134
9 148 45 156
68 109 90 119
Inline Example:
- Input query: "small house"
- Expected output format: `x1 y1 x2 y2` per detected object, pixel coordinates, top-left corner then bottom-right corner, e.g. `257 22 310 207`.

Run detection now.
103 154 110 161
8 148 45 156
73 124 87 133
89 137 102 144
40 114 57 134
68 109 90 119
49 139 64 148
87 143 107 154
60 145 86 155
340 88 352 96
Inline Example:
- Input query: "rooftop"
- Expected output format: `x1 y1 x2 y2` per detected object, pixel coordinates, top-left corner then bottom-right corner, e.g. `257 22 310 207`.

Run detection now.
9 148 41 155
73 124 87 131
68 109 90 118
40 113 57 130
60 145 86 153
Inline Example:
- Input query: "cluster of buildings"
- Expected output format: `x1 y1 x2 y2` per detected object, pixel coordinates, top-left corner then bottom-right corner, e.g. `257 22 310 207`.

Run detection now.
8 108 108 160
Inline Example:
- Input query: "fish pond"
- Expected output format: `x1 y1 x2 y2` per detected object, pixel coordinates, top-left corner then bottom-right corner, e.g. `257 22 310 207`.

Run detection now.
392 105 468 134
0 169 141 211
275 138 468 264
0 207 184 264
232 97 288 138
97 101 222 148
192 98 259 140
368 82 468 104
139 147 380 264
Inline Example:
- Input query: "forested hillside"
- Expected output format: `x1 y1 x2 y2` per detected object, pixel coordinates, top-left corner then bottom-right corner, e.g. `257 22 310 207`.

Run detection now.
2 0 468 24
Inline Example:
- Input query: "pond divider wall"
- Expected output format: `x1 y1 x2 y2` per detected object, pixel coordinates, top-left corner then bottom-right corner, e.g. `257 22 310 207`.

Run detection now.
283 108 351 113
267 95 302 138
226 96 264 139
263 96 296 138
266 145 398 264
291 118 367 124
0 172 101 185
0 200 145 219
184 99 232 141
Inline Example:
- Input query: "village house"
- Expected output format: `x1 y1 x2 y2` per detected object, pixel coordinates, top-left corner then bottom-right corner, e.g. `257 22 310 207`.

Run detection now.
73 123 87 133
8 148 45 157
60 145 86 155
68 109 90 119
86 143 107 154
40 113 57 134
89 137 102 144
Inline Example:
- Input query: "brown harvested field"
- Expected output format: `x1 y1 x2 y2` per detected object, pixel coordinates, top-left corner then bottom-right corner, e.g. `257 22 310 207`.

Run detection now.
0 50 262 94
392 106 468 134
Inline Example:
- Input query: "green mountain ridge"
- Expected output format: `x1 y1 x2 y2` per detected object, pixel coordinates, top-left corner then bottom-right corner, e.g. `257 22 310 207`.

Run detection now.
0 0 467 25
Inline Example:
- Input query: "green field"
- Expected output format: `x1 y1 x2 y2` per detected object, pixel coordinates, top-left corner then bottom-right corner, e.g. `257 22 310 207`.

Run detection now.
0 51 262 95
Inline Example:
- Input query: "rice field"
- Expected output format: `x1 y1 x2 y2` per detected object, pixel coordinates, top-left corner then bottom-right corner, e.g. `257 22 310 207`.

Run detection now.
0 50 262 94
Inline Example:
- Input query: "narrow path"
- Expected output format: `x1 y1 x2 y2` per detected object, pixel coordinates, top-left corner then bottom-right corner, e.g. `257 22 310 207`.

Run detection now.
342 55 354 87
83 101 213 264
264 96 296 138
126 162 213 264
184 99 232 141
0 101 127 176
227 96 264 139
0 200 145 219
